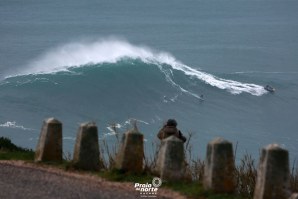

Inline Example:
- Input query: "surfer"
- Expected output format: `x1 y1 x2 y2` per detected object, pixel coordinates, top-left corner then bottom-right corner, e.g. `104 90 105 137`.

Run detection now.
157 119 186 143
200 94 204 100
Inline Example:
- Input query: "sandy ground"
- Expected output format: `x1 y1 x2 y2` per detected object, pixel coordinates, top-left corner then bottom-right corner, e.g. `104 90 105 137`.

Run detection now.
0 161 186 199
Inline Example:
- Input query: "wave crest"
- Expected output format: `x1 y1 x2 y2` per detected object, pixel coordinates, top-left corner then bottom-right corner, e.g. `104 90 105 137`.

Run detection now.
9 38 266 96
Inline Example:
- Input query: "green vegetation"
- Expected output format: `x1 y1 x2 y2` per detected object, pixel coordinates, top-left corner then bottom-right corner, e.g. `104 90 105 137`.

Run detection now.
0 137 34 160
96 169 245 199
1 135 297 199
160 181 244 199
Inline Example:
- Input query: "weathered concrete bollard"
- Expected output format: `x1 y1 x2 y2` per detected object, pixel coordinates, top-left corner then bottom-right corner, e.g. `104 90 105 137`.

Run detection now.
115 129 144 173
254 144 291 199
289 193 298 199
73 122 101 171
35 118 62 162
203 137 236 193
154 135 185 181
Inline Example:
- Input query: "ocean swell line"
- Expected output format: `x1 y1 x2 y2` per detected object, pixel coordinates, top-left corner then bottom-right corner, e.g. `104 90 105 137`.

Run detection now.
7 38 266 96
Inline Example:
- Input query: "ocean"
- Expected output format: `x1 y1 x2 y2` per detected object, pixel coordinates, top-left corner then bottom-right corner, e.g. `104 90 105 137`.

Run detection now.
0 0 298 163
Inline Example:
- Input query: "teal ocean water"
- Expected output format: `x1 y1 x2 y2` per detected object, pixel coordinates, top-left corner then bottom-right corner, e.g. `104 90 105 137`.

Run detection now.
1 0 298 162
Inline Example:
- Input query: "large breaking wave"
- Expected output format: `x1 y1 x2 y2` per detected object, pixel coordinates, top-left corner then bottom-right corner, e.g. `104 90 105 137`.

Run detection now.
6 38 267 96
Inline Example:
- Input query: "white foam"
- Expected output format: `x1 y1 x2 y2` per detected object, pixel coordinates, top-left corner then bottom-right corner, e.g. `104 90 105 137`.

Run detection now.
124 118 150 125
106 123 123 134
234 71 298 74
18 38 156 76
63 137 76 140
0 121 34 131
166 62 267 96
10 38 266 96
163 94 179 103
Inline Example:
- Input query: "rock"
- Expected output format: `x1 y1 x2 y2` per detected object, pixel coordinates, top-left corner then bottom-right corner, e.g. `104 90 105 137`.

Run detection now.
35 118 62 162
115 129 144 173
73 122 101 171
254 144 291 199
203 137 236 193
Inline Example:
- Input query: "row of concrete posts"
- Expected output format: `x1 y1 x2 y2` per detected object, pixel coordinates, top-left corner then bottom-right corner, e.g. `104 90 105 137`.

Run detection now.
35 118 297 199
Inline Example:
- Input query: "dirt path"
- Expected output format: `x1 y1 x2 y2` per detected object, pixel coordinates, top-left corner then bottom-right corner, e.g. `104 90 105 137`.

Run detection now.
0 161 186 199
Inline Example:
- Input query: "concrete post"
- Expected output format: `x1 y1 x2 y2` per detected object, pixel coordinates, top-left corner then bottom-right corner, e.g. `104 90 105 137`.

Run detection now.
73 122 100 171
203 137 236 193
154 135 185 181
254 144 291 199
115 129 144 173
35 118 62 162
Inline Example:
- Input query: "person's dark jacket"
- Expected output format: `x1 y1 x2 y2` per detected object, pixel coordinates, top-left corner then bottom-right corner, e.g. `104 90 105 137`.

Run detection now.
157 125 186 143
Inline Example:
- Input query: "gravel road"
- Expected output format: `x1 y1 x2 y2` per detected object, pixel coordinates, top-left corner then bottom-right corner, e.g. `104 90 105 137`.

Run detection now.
0 161 186 199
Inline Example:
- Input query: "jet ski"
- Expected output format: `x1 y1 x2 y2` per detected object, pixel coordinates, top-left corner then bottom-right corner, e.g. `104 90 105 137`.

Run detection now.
264 85 275 93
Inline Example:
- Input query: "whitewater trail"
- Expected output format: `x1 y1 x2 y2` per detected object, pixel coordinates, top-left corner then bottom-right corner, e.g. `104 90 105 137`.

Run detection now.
6 38 267 96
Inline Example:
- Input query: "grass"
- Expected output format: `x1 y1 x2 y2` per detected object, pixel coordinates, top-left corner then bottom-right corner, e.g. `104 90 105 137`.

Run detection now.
1 133 297 199
0 150 34 160
163 181 245 199
97 169 245 199
95 128 250 199
0 137 34 160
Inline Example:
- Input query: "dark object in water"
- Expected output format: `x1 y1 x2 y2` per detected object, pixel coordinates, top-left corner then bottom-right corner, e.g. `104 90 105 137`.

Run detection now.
264 85 275 92
200 94 204 101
